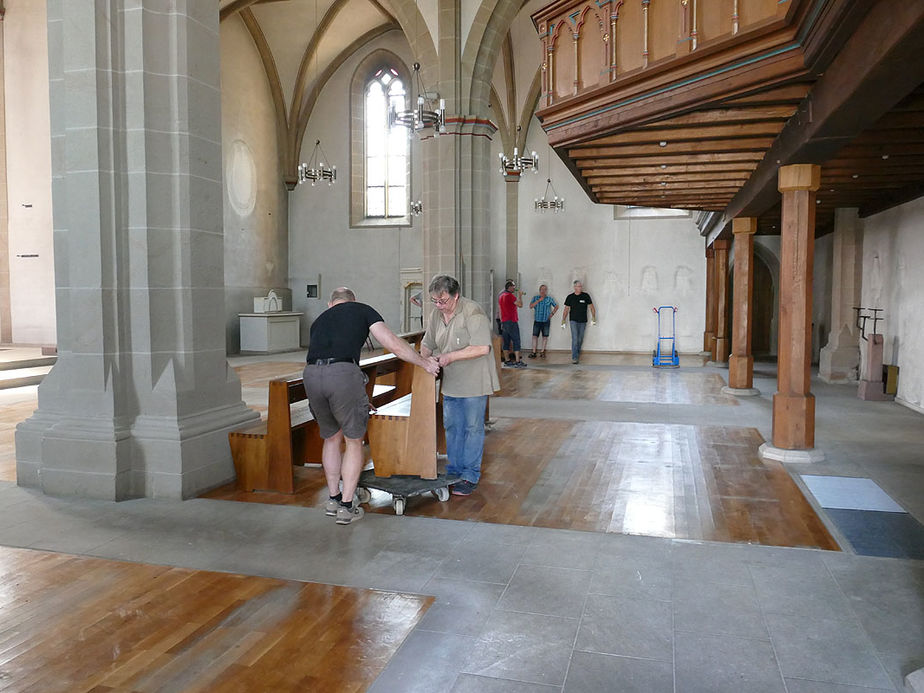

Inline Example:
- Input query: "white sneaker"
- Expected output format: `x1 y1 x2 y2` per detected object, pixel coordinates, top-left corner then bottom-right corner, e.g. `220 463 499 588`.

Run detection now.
336 505 364 525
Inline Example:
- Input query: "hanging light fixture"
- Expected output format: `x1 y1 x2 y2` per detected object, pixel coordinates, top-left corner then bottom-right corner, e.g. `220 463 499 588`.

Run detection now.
389 62 445 137
296 0 337 188
410 199 423 216
535 177 564 212
499 127 538 178
297 139 336 186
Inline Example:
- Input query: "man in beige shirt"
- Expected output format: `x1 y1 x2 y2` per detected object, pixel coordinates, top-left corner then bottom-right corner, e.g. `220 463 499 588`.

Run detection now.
421 275 500 496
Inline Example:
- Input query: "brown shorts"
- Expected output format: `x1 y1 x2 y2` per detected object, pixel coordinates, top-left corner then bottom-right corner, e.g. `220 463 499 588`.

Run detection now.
302 362 370 440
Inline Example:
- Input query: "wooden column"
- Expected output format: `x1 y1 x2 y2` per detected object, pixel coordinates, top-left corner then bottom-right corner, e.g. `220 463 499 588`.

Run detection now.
771 164 820 452
727 218 758 392
713 239 730 363
703 247 715 353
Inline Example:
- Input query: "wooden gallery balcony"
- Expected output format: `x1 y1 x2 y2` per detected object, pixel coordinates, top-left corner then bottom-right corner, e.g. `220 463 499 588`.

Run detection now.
531 0 924 234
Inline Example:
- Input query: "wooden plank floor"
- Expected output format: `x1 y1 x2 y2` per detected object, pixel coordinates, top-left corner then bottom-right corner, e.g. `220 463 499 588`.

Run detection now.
203 359 838 550
0 546 431 693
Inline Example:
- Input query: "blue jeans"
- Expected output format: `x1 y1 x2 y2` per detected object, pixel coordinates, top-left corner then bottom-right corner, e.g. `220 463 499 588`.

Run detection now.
570 320 587 360
442 394 488 485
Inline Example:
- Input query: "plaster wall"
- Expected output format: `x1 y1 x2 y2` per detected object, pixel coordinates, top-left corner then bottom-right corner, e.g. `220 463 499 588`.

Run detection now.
288 32 422 343
813 233 833 364
3 0 55 344
861 196 924 411
220 17 290 353
492 118 706 354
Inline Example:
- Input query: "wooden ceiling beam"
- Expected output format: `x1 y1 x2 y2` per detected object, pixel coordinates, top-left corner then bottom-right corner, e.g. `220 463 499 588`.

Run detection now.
727 0 924 219
586 122 784 147
588 173 749 185
581 163 758 177
635 105 798 128
721 84 812 106
572 152 765 168
570 137 776 158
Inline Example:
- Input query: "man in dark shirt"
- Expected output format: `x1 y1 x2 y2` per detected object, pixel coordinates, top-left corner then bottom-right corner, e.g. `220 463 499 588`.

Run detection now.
561 280 597 364
303 287 439 525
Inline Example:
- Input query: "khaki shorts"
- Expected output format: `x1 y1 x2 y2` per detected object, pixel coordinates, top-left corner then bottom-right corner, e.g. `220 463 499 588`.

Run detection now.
302 362 370 440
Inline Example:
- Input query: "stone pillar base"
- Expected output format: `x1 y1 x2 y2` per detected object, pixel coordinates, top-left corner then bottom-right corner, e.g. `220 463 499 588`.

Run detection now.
818 341 859 384
858 380 895 402
722 385 760 396
906 666 924 693
771 392 816 449
728 354 754 390
706 361 728 368
758 442 825 463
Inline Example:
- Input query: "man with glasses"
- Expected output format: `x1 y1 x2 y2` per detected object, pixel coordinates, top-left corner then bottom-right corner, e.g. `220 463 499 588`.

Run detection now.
420 275 500 496
303 287 440 524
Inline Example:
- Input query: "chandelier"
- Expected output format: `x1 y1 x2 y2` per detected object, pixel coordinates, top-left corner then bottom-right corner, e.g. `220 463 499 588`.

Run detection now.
499 146 538 178
297 139 336 186
389 63 445 137
410 199 423 216
535 178 564 212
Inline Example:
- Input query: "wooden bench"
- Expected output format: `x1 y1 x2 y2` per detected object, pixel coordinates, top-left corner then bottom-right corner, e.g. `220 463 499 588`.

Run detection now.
366 365 442 479
229 353 415 493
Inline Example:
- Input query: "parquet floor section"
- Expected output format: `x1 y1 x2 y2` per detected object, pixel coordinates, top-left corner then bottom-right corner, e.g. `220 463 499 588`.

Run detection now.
203 417 838 549
0 546 431 693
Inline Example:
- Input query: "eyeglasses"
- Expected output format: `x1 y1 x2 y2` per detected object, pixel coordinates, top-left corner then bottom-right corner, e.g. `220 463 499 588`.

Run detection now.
430 295 454 306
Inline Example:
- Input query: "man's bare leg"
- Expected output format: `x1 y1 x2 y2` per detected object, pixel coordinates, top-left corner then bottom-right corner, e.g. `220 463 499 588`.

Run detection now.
321 431 345 497
339 436 365 502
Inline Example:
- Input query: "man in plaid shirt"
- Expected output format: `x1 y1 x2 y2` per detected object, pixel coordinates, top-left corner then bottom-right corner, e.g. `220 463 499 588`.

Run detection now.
528 284 558 358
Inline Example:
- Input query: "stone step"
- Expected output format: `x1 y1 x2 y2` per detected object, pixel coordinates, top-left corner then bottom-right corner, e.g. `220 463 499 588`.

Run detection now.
0 365 53 389
0 356 57 371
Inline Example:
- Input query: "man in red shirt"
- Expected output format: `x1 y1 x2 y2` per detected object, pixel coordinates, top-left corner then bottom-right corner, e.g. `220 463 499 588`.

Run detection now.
498 280 527 368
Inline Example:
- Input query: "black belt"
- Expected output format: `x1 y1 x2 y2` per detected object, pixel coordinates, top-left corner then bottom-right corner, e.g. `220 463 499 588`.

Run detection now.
307 357 357 366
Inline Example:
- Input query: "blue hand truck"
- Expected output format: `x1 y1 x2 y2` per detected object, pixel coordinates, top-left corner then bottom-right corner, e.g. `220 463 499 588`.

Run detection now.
652 305 680 367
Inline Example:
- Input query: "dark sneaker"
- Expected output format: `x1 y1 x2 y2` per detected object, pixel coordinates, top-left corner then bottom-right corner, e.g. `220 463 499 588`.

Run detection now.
572 358 579 364
513 360 527 368
503 360 516 368
336 505 364 525
451 480 477 496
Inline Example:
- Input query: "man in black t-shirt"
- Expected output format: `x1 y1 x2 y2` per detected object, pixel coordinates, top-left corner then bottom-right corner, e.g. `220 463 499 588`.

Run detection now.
561 280 597 364
303 287 439 525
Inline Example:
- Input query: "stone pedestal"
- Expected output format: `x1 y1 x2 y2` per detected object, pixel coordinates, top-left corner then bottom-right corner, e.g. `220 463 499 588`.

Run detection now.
819 208 862 383
858 334 894 401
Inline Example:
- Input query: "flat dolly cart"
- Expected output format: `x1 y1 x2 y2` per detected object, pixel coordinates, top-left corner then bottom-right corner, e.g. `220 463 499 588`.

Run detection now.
652 305 680 368
358 470 460 516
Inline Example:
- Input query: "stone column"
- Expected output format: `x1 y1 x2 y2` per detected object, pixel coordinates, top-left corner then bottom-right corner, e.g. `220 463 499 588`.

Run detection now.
712 239 730 363
703 246 715 354
420 0 493 312
724 217 759 395
759 164 824 463
504 173 519 283
819 207 862 383
15 0 258 499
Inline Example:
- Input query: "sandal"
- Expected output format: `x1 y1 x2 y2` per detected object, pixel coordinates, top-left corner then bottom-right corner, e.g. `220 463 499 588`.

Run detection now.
540 351 546 358
528 352 537 358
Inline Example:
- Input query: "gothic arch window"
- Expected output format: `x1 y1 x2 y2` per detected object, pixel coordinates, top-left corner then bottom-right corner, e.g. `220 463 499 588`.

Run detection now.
350 52 411 227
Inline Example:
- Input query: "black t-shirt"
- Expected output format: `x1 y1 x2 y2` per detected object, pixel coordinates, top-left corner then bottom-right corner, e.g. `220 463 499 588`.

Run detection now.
564 292 593 323
306 302 384 363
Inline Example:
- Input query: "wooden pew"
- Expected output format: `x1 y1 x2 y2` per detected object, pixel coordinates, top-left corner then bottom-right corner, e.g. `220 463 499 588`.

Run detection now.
366 365 440 479
229 354 413 492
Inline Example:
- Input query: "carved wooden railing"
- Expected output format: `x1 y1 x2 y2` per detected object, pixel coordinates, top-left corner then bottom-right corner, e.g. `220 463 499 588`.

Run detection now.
533 0 791 110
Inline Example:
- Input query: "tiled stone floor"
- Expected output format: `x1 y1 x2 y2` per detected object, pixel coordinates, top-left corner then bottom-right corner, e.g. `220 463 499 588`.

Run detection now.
1 349 922 691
